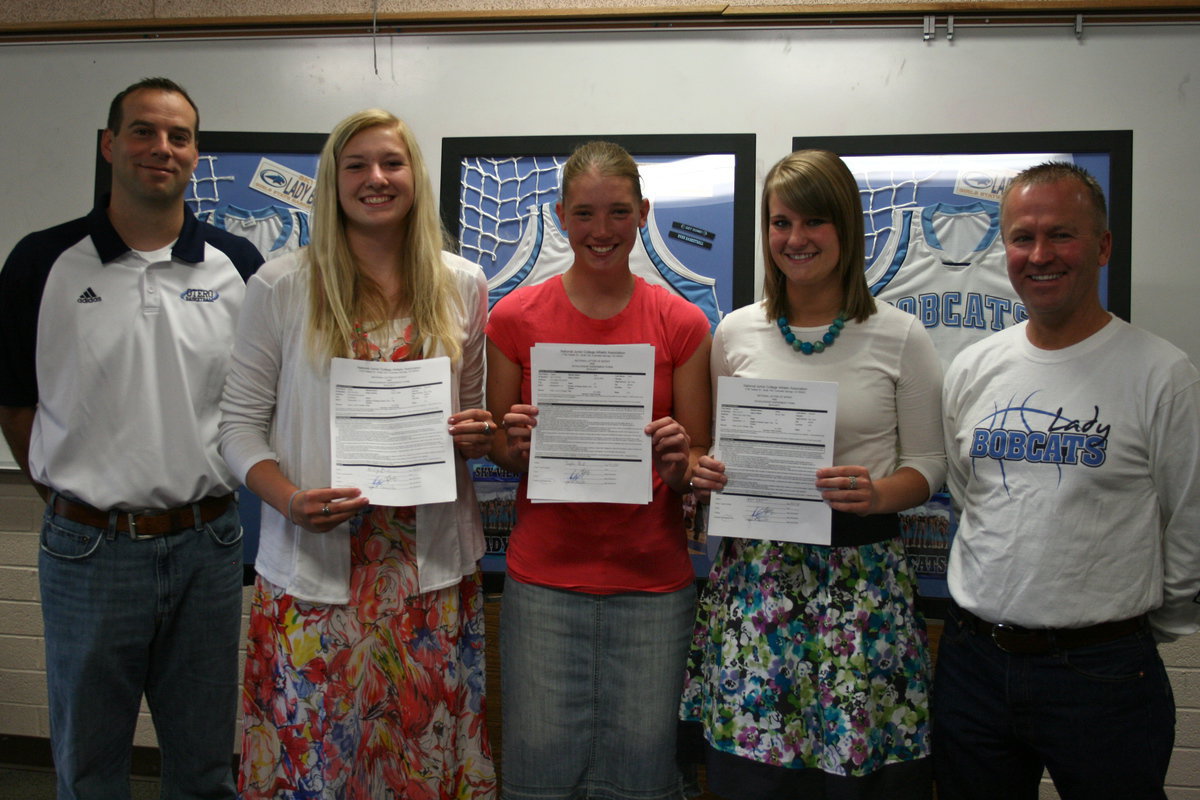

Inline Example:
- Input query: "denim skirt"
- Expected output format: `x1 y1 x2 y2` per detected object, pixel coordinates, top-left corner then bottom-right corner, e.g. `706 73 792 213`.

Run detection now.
500 577 696 800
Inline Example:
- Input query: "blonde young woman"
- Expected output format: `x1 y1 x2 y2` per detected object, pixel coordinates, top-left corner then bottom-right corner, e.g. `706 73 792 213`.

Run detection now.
220 109 496 799
486 140 712 800
680 150 945 799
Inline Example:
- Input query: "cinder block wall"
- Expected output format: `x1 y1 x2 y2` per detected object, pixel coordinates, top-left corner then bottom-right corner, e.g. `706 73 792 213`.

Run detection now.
0 474 251 752
3 471 1200 796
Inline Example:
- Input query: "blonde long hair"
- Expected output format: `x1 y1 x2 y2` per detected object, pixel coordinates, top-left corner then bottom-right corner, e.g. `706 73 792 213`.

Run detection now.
761 149 875 324
305 109 462 363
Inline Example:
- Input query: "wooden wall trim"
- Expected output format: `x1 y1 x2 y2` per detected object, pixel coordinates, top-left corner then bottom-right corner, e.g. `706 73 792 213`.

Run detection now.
3 1 1200 40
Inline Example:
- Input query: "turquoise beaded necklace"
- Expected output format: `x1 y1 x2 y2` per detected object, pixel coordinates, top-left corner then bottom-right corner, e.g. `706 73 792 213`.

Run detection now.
776 313 846 355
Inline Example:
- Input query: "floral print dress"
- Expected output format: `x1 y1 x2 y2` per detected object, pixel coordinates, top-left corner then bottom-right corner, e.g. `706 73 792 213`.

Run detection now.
680 535 931 778
239 323 496 800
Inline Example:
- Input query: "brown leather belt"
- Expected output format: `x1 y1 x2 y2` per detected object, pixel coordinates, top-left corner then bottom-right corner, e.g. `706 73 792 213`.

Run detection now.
954 603 1147 655
52 493 234 540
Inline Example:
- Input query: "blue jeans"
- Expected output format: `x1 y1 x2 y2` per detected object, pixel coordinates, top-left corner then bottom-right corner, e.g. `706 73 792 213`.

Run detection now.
931 604 1174 800
501 578 696 800
39 499 244 800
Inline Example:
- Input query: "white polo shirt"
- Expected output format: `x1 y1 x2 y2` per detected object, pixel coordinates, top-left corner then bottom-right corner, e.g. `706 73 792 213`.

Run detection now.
0 199 263 510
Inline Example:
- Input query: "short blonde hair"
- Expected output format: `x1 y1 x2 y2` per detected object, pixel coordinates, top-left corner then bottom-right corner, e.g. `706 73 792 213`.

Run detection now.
1001 161 1108 236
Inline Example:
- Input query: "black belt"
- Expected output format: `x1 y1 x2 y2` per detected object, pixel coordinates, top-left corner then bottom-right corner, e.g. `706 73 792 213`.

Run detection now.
830 510 899 547
52 493 234 540
953 602 1147 655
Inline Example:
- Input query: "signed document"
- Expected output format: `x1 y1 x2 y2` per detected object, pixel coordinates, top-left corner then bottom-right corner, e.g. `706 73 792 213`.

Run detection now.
528 343 654 504
709 376 837 544
329 356 456 507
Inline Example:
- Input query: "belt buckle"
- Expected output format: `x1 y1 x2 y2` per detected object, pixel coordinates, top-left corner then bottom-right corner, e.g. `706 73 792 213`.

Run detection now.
126 511 160 541
991 623 1033 654
126 512 144 540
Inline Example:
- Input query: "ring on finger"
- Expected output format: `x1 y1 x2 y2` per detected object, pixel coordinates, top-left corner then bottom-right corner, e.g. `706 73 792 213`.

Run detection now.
848 475 858 490
322 504 332 516
482 421 492 435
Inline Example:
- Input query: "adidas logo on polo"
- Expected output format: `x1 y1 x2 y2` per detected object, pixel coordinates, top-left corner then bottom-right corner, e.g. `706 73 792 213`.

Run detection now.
77 287 101 304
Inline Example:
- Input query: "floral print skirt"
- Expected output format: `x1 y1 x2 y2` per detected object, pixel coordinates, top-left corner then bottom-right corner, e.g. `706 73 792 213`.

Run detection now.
680 535 931 778
239 505 496 799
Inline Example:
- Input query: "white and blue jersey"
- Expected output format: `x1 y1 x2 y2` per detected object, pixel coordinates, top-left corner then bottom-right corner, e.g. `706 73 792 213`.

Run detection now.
198 204 310 260
866 202 1026 368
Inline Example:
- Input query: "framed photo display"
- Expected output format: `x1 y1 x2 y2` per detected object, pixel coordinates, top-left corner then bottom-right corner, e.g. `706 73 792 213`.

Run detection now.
440 133 757 575
791 130 1133 611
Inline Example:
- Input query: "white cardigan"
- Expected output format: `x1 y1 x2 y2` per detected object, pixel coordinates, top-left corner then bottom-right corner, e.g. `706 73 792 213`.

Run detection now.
219 250 487 603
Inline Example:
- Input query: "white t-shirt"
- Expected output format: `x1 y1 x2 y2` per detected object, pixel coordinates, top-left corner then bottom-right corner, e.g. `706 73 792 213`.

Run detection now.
943 316 1200 639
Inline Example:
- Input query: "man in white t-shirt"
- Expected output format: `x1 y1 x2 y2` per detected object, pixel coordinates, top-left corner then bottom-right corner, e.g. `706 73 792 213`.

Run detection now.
934 161 1200 800
0 78 262 799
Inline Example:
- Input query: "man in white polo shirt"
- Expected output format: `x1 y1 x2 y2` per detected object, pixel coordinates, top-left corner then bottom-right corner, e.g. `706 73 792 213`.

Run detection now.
0 77 262 800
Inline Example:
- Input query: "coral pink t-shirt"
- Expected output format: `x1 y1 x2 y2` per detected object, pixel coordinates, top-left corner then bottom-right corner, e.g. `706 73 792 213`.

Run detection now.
486 276 709 594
